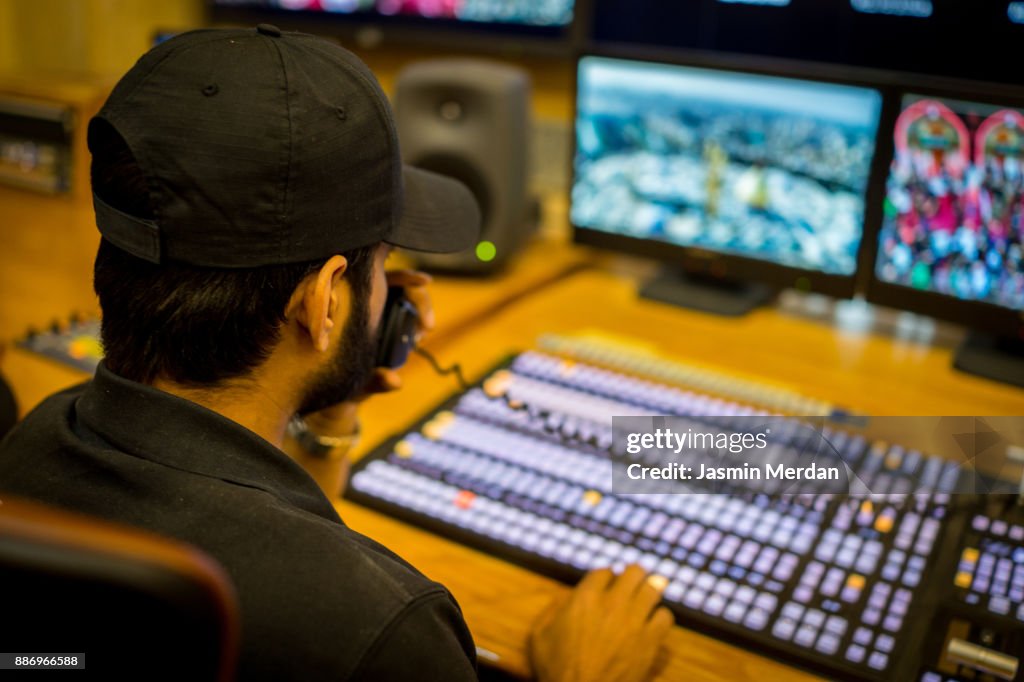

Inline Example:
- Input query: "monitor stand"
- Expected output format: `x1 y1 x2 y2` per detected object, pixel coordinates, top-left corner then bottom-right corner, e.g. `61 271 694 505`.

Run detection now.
953 331 1024 388
639 268 776 317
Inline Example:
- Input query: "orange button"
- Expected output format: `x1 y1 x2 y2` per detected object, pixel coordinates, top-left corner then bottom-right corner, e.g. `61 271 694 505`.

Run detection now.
454 490 476 509
846 574 866 590
961 547 979 564
954 571 973 588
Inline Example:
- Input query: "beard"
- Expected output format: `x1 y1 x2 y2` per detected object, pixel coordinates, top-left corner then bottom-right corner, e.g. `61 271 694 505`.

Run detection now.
296 289 379 416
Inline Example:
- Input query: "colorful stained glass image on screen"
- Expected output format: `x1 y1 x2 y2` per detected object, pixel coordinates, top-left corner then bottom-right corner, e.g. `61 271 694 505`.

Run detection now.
874 95 1024 310
220 0 575 26
572 57 883 275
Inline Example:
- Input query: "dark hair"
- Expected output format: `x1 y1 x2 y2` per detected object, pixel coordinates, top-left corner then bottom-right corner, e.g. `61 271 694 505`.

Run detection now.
90 120 377 386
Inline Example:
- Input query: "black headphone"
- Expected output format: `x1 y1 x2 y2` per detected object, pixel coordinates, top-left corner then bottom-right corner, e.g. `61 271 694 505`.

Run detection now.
375 286 420 369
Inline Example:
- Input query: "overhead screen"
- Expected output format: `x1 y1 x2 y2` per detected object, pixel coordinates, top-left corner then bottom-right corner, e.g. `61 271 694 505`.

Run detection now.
873 94 1024 311
572 56 883 276
212 0 575 27
591 0 1024 86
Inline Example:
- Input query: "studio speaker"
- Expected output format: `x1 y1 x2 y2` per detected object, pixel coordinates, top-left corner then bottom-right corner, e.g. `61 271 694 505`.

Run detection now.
394 59 534 274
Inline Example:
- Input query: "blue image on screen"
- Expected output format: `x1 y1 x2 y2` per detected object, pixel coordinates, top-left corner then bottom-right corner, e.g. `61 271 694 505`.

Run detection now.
571 57 883 276
874 95 1024 311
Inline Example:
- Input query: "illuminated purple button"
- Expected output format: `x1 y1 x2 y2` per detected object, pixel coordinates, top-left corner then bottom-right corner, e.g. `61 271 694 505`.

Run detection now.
841 586 862 603
772 618 796 641
744 607 770 631
754 593 778 612
824 616 848 636
713 579 737 598
734 586 756 604
724 601 747 623
815 633 840 655
794 624 818 648
683 589 706 609
845 644 866 664
1010 525 1024 541
868 651 889 670
664 581 686 603
875 634 895 653
990 596 1011 615
804 609 826 628
992 520 1008 537
793 586 813 604
677 566 697 585
853 627 873 646
903 571 921 588
882 615 903 632
781 602 804 621
703 594 726 617
921 673 942 682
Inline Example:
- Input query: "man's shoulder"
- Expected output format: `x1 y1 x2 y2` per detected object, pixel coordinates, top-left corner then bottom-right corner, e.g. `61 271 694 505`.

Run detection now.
213 494 474 680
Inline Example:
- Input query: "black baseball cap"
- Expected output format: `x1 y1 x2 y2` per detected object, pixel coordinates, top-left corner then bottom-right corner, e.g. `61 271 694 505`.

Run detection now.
89 24 480 267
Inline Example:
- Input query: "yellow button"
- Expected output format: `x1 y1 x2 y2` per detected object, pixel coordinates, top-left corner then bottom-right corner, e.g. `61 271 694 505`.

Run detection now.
583 490 602 506
954 571 973 588
483 370 512 398
423 419 451 441
859 500 873 515
846 574 866 590
394 440 414 458
961 547 979 564
874 515 894 533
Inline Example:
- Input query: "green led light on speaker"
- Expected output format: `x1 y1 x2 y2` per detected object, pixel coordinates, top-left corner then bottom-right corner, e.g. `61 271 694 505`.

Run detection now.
475 241 497 262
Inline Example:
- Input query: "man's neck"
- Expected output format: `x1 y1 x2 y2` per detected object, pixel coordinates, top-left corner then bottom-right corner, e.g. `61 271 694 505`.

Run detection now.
151 373 296 449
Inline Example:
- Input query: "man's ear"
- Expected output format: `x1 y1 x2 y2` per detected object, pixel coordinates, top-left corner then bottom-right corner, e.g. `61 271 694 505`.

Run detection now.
287 255 349 352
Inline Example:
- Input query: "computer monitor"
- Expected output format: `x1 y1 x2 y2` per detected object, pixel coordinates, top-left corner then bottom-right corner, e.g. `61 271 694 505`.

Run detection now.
209 0 580 55
866 89 1024 386
571 53 885 314
589 0 1023 88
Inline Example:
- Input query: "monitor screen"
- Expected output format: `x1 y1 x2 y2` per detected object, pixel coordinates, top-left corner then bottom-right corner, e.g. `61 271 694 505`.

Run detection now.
590 1 1022 87
873 95 1024 311
213 0 575 28
572 56 883 276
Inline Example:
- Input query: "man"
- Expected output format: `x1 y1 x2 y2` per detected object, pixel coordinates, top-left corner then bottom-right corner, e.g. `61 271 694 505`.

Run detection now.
0 26 672 681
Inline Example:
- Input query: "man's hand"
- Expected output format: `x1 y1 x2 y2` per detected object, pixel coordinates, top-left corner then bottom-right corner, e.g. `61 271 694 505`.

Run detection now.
528 565 674 682
352 268 435 400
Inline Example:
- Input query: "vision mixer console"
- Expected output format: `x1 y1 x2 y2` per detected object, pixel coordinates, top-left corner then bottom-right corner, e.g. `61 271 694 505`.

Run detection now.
346 345 1024 681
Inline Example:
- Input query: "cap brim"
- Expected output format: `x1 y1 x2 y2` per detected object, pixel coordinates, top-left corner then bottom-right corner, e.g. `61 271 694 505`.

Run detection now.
387 165 481 254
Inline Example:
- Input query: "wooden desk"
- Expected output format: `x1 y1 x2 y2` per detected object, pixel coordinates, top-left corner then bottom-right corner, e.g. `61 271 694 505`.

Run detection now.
338 268 1024 681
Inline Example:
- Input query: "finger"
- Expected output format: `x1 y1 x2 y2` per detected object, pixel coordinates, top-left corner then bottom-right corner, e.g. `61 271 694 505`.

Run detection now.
535 589 570 629
609 564 648 597
363 368 402 395
646 606 674 637
633 574 668 617
576 567 614 594
402 282 435 332
385 269 432 287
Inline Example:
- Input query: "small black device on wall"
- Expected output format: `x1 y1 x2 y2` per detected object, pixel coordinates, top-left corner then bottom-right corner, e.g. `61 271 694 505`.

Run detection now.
395 59 534 274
